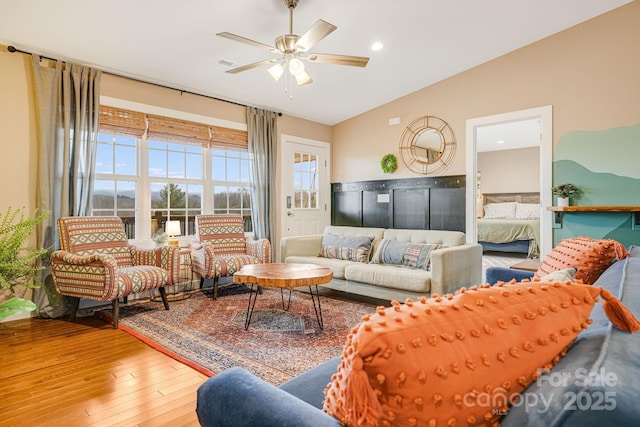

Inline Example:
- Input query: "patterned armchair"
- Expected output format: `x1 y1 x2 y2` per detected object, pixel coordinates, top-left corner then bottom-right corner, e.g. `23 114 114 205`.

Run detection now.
50 216 180 328
191 214 271 299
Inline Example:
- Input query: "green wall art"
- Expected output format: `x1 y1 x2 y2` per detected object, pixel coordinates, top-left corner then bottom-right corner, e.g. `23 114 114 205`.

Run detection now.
552 122 640 247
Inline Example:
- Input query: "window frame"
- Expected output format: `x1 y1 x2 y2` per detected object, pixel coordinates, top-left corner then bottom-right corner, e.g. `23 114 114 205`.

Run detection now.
95 100 250 243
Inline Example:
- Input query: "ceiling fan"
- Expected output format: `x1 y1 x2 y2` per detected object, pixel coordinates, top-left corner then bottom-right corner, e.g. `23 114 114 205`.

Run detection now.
217 0 369 87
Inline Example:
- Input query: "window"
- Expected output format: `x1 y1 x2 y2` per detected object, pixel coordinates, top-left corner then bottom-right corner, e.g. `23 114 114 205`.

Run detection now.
293 151 318 209
93 133 138 238
149 140 204 236
95 105 250 241
211 149 252 219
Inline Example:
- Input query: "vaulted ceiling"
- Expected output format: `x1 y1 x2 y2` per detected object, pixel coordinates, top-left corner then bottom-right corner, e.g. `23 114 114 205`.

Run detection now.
0 0 631 125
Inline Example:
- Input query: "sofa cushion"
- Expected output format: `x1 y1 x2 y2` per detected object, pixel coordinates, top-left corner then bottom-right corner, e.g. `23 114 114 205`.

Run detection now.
280 357 341 409
319 234 374 263
370 239 441 270
382 228 465 247
284 255 351 280
322 278 638 427
344 263 431 294
323 226 385 241
535 237 629 284
502 249 640 426
196 367 340 427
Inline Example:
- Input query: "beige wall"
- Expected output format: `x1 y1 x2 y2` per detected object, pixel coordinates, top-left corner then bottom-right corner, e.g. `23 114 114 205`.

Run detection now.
332 2 640 183
0 47 38 216
101 73 332 143
2 1 639 245
0 54 331 259
478 147 540 194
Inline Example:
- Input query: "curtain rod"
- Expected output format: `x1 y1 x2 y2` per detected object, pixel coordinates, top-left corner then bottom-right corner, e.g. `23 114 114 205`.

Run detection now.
7 45 252 110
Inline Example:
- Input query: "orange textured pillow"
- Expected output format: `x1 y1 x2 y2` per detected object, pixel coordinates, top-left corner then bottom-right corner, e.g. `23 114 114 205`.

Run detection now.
535 237 628 284
323 280 639 427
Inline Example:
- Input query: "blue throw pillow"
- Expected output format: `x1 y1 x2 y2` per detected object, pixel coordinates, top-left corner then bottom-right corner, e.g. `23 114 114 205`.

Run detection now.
370 239 441 270
319 234 374 263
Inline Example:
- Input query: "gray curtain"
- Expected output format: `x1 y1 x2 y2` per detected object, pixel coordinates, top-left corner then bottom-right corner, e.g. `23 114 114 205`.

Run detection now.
246 107 277 258
30 55 102 317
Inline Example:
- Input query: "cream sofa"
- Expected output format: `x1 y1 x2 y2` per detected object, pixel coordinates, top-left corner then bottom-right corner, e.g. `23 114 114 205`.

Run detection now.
280 225 482 301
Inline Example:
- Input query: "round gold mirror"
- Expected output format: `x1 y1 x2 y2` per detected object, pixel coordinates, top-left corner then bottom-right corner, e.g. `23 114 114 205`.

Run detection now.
399 116 456 174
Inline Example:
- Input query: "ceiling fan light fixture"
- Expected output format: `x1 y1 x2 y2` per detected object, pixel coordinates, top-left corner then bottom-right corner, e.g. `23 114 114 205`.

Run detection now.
288 57 305 76
295 70 313 86
268 62 285 81
217 0 368 96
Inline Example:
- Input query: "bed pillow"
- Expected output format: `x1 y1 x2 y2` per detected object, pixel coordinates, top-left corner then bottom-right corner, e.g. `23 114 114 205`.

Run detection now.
369 239 442 270
483 202 517 219
515 203 541 220
535 237 629 284
319 234 374 263
323 280 639 427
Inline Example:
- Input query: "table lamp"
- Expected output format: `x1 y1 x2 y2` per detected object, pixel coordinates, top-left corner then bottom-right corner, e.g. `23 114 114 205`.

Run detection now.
165 220 181 246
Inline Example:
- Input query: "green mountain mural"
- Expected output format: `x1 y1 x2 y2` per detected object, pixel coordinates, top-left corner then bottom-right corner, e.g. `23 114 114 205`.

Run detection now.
553 160 640 206
552 122 640 248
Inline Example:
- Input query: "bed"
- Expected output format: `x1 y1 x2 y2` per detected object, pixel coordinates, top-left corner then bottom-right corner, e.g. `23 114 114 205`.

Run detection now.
477 192 540 258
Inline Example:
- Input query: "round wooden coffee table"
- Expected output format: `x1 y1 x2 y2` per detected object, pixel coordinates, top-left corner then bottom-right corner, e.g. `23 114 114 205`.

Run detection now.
233 263 333 330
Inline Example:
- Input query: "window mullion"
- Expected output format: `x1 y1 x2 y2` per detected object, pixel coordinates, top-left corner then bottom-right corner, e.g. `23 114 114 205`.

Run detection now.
203 147 214 213
137 137 151 243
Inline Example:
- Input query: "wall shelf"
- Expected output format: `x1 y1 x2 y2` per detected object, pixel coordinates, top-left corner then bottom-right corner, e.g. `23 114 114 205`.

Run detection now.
547 206 640 229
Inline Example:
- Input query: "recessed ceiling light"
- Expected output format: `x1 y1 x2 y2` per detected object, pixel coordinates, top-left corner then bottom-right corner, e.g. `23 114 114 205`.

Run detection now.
497 140 505 144
371 42 384 51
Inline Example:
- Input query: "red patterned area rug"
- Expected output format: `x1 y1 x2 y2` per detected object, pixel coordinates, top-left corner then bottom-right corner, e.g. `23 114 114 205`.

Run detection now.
97 284 376 385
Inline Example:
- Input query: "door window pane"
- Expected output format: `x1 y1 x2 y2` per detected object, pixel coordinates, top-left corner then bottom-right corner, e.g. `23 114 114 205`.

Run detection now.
293 151 318 209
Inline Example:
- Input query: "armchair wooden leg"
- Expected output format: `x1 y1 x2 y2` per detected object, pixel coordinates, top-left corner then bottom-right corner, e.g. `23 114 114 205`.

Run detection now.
112 298 119 329
213 278 218 300
199 277 205 289
158 287 170 310
69 297 81 322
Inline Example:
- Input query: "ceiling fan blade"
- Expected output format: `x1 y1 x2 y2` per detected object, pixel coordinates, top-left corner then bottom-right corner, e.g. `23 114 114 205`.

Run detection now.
295 19 337 52
217 32 279 53
307 53 369 67
226 59 278 74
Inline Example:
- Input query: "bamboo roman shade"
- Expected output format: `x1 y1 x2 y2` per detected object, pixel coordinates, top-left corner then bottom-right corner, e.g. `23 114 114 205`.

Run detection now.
98 106 146 138
99 105 248 149
146 114 211 147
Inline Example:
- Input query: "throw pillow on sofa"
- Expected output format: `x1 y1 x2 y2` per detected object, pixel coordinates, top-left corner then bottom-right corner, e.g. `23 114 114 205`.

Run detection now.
535 236 628 284
323 280 640 427
370 239 442 271
319 234 374 263
538 267 577 282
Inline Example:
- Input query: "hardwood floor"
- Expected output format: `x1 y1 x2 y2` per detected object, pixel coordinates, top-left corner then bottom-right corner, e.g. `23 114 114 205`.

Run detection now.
0 315 208 427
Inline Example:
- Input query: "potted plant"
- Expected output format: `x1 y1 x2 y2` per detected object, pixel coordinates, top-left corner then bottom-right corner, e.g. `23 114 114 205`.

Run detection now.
552 183 579 207
0 207 50 320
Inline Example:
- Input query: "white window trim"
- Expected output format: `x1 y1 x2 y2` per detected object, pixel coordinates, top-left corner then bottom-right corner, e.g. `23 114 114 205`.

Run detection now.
97 96 249 245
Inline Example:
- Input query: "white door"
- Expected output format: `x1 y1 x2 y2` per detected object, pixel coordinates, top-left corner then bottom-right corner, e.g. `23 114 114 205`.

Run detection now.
280 135 330 240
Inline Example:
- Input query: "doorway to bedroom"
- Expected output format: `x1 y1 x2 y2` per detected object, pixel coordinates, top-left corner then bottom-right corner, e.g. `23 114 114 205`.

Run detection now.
465 106 553 281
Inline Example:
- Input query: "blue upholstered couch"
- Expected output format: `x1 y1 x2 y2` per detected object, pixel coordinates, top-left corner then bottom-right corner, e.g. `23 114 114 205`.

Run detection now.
195 246 640 427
